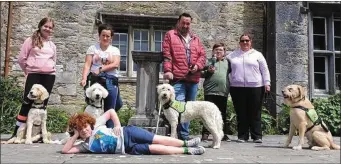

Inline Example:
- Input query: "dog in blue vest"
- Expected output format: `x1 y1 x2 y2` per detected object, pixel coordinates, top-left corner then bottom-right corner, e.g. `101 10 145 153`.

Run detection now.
282 85 340 151
157 84 224 149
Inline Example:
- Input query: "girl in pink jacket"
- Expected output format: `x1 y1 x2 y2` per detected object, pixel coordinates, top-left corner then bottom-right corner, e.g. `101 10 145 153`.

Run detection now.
9 17 57 139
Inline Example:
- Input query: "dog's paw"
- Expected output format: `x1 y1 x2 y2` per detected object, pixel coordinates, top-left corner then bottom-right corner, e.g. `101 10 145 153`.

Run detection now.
25 140 33 144
292 145 302 150
14 139 21 144
43 139 50 144
212 145 220 149
283 143 290 148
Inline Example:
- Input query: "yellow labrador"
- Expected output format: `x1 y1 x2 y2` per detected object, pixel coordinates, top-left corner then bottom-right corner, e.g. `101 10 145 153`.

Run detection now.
282 85 340 151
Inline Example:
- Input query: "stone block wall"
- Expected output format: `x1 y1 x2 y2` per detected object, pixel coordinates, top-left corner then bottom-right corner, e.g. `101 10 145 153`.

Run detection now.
275 1 309 110
1 1 265 114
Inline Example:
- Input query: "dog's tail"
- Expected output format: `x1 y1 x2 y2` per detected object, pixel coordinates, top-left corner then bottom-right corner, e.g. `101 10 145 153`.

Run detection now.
330 142 340 150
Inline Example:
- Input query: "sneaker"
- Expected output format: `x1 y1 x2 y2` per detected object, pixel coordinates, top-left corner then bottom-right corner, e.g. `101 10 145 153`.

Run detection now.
188 146 205 155
237 139 247 143
186 137 201 147
201 134 209 143
221 135 231 142
253 139 262 143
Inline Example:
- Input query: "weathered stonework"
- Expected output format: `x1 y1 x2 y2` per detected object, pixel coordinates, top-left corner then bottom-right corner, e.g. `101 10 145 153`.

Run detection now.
1 1 265 114
274 1 309 112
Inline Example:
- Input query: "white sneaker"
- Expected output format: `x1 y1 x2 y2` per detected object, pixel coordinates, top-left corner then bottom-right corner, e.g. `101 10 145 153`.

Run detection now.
188 146 205 155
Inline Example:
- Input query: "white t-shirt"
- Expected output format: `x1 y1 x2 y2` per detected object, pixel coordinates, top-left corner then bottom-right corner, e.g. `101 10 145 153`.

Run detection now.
86 43 120 76
77 114 125 154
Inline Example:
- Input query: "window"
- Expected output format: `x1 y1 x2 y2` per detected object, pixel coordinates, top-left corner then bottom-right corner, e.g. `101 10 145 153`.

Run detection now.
154 31 167 72
112 33 128 72
311 8 340 95
100 13 177 78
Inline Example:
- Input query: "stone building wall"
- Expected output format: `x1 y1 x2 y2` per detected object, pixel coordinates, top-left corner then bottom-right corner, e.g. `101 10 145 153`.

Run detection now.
1 1 265 114
274 1 309 111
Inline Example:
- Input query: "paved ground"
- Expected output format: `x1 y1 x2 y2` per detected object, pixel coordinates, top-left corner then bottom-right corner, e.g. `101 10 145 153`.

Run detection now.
1 134 340 163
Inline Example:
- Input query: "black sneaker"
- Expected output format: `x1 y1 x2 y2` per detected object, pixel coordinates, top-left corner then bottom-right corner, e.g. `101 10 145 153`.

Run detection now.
201 134 209 143
221 135 231 142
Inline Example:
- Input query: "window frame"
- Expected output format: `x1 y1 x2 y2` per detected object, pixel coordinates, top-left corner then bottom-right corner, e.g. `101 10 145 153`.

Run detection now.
309 4 341 97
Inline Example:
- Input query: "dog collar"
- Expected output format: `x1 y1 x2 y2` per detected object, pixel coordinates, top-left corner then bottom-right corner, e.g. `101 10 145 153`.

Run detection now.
89 99 102 108
32 102 46 110
90 104 102 108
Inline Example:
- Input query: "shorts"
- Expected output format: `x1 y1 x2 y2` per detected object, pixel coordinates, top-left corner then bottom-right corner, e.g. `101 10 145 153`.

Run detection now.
123 125 155 155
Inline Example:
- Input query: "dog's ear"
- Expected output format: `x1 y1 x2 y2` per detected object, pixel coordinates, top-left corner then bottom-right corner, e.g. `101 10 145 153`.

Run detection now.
39 85 49 101
85 85 93 98
298 85 307 100
99 85 109 98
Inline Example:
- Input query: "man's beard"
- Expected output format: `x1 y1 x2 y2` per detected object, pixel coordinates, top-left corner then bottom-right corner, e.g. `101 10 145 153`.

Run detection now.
178 27 189 35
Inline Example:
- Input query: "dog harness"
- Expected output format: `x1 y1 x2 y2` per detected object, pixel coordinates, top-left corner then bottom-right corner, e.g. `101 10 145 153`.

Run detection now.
163 100 186 113
293 106 329 133
163 100 187 128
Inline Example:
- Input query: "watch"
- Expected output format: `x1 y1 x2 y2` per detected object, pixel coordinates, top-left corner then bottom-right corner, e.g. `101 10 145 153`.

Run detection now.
99 66 103 73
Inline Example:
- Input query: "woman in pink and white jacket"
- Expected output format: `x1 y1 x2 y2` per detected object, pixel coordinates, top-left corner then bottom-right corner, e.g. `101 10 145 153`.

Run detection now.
227 33 271 144
9 17 57 139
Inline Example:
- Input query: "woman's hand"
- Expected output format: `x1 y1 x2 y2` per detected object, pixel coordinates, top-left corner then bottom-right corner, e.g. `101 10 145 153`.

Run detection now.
265 85 270 92
80 79 86 87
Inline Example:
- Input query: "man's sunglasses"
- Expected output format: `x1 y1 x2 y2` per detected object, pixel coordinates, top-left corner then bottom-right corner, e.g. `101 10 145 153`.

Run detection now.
240 40 250 43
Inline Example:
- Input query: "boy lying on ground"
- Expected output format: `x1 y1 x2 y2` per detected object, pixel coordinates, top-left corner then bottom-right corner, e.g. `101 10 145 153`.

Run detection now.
61 109 205 155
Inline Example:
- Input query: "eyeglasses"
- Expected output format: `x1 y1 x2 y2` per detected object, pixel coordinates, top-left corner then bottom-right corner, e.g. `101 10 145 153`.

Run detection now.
240 40 250 43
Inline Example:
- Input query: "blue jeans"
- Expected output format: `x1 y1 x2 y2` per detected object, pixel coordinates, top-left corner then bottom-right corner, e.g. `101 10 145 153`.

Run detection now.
97 73 123 128
173 82 198 140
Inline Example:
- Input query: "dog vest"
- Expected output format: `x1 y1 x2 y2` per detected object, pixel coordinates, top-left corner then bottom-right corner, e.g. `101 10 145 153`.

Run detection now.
163 100 186 113
294 106 329 133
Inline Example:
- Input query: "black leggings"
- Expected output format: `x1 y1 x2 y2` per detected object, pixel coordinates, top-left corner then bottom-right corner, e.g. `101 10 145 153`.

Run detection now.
16 73 55 123
202 95 228 135
230 86 265 140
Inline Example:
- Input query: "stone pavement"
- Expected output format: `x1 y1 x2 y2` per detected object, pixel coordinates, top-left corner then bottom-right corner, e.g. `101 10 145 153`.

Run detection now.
1 134 340 163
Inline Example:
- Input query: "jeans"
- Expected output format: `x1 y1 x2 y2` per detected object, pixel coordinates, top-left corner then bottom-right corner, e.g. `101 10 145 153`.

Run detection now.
173 81 198 140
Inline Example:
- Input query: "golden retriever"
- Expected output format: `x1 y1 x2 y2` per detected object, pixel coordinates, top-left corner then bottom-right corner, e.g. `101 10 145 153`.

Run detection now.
282 84 340 151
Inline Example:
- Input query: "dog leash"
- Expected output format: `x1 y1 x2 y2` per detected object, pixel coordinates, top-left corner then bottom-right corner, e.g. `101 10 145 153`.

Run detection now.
264 91 284 108
155 101 162 135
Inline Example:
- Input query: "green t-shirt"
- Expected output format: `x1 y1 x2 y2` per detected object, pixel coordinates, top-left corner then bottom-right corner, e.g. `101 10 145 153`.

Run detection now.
202 58 230 97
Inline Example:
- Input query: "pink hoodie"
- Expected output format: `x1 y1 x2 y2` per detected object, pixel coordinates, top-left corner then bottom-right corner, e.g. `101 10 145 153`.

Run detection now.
18 37 57 75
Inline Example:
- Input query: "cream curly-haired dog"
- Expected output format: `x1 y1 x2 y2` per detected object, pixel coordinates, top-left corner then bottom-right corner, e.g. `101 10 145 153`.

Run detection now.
84 83 108 118
282 84 340 151
2 84 52 144
53 83 109 145
157 83 224 149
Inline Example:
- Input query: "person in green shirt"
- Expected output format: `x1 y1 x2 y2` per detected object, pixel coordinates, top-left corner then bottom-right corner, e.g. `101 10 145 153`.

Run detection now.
201 43 230 142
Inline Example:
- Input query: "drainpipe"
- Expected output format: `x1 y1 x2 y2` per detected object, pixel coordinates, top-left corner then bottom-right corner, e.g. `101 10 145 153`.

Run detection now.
4 1 13 78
